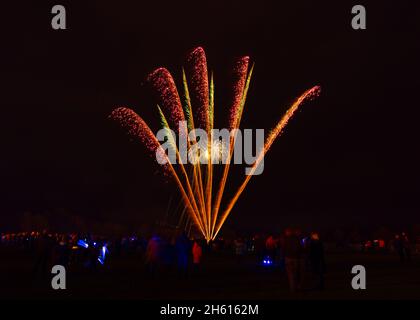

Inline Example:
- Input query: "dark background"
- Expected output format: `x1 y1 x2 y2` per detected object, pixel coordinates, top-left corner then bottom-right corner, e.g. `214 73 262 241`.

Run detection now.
1 0 419 233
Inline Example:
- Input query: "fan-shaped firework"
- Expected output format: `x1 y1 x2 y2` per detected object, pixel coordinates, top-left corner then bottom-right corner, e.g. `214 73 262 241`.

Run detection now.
110 47 320 242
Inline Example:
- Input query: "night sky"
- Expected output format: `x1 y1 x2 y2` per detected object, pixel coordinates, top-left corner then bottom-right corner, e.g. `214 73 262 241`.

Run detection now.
2 1 419 232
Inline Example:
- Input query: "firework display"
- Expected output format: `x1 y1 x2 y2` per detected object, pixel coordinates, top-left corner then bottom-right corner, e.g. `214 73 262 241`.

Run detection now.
110 47 320 242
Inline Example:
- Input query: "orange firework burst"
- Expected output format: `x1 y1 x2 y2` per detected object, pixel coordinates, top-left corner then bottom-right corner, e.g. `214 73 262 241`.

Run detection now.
110 47 320 242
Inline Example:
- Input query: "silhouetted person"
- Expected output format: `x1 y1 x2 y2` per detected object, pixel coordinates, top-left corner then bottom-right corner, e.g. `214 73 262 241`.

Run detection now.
282 228 302 292
401 232 411 262
309 232 326 290
265 235 277 263
254 234 265 264
161 237 175 274
33 230 53 276
52 235 70 268
192 240 203 275
145 234 162 277
394 234 405 262
234 238 246 264
298 236 311 290
175 232 190 278
87 242 98 271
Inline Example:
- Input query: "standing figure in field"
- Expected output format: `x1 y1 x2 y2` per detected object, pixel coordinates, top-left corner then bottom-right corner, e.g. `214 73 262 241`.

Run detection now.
192 240 203 275
401 232 411 262
33 230 54 276
309 232 326 290
254 234 265 264
52 235 70 268
234 238 247 264
282 228 302 292
265 235 277 264
145 234 162 277
175 232 191 278
394 234 405 262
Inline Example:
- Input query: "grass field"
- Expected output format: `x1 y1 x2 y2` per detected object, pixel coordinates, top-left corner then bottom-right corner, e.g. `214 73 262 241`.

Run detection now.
1 247 419 300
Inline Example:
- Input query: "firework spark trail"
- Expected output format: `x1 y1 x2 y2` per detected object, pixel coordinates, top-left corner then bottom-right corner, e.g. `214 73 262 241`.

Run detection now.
182 68 195 132
157 105 210 238
109 107 207 236
205 73 215 237
177 143 210 238
150 66 208 235
186 47 213 236
109 107 168 168
194 163 208 235
211 60 252 237
229 57 250 131
148 68 187 140
182 68 208 232
212 85 321 239
168 165 206 238
185 47 209 132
